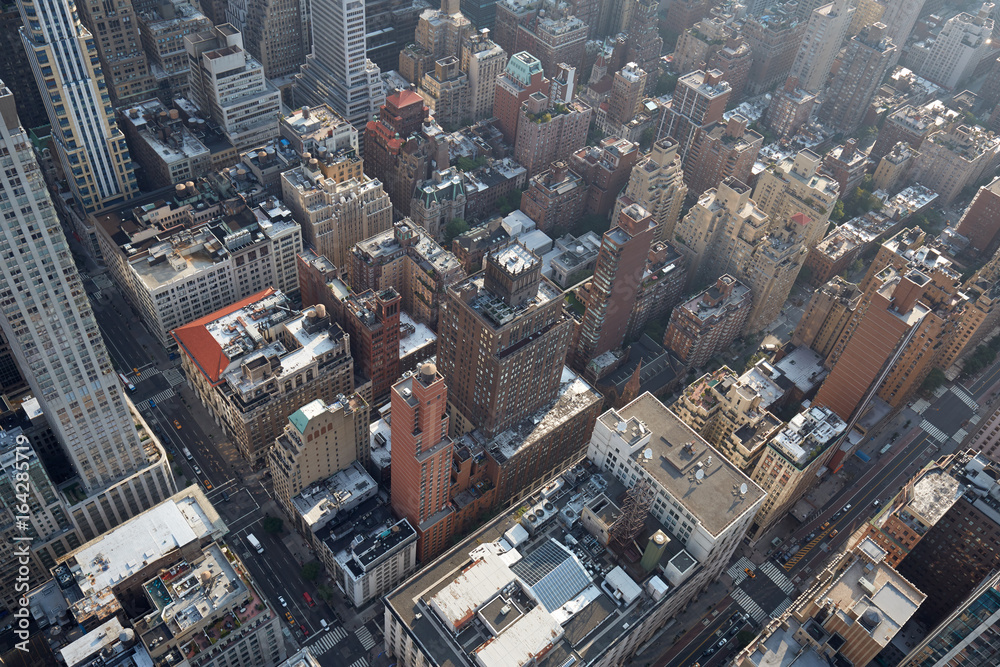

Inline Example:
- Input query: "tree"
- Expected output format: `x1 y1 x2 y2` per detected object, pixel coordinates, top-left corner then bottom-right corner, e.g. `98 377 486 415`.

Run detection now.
262 515 283 534
921 368 947 395
655 72 679 97
639 127 656 150
571 212 610 237
301 561 322 581
443 218 469 245
830 200 845 223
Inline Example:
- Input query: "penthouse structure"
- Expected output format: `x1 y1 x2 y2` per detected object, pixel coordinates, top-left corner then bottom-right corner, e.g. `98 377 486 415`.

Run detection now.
278 104 359 156
95 192 302 346
493 51 549 142
663 275 752 368
734 538 925 667
174 290 354 467
351 220 467 325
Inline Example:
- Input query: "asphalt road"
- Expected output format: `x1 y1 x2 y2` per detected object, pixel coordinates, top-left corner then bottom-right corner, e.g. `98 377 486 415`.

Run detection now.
660 603 747 667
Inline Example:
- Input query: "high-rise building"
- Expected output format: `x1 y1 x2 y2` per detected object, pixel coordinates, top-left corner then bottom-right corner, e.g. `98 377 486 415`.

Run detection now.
0 3 45 129
461 30 508 121
513 92 592 177
137 0 213 102
870 101 956 161
901 569 1000 667
618 138 688 243
673 17 731 75
296 0 385 131
789 0 854 92
625 0 664 73
389 363 455 559
608 62 647 127
339 288 402 401
659 69 730 162
185 25 281 150
226 0 305 78
909 124 1000 206
792 276 862 360
0 83 175 535
364 0 424 74
684 115 763 199
75 0 157 105
912 4 994 90
398 1 473 85
752 149 840 248
742 4 807 96
879 0 926 57
269 393 370 510
873 141 920 192
817 22 897 134
410 167 467 240
419 56 471 128
173 290 354 466
764 77 818 141
664 275 753 368
569 136 640 218
957 176 1000 258
708 36 754 103
821 139 869 196
20 0 139 213
437 243 572 437
461 0 498 30
519 161 586 234
575 203 655 364
493 50 549 142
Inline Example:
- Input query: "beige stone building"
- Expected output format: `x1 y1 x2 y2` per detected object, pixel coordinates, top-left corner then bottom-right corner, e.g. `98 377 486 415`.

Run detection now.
461 31 508 120
615 137 688 242
752 149 840 247
420 56 471 128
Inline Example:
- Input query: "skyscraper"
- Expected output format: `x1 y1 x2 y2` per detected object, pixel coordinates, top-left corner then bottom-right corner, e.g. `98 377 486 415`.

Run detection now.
575 203 656 365
297 0 385 132
75 0 156 105
227 0 306 78
617 137 688 242
0 82 174 528
817 23 896 134
789 0 854 92
19 0 139 213
659 69 730 162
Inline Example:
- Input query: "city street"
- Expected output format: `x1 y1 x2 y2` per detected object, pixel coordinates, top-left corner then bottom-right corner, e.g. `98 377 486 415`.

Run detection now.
84 270 382 667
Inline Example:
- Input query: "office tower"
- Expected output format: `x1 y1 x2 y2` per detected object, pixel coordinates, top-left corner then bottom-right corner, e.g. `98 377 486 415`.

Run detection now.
663 275 752 367
519 161 586 234
185 25 281 150
659 69 730 163
818 23 897 135
0 328 27 396
419 56 471 128
75 0 156 105
19 0 139 214
790 0 854 93
461 30 508 121
226 0 305 78
957 176 1000 257
269 393 370 509
576 204 656 364
792 277 861 359
493 51 549 142
137 1 213 102
619 138 687 243
399 1 473 85
734 538 925 667
296 0 385 131
753 150 840 248
461 0 498 30
390 363 454 559
174 290 354 466
894 451 1000 628
748 405 846 537
0 3 45 128
352 219 466 325
742 4 807 96
901 569 1000 666
513 92 592 177
684 115 763 199
281 166 392 279
608 63 646 127
764 77 818 141
437 244 571 437
569 136 639 218
909 124 1000 206
0 83 174 527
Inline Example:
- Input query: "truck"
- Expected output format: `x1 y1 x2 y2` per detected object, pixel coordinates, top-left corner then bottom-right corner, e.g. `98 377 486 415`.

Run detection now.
183 447 193 460
247 533 264 553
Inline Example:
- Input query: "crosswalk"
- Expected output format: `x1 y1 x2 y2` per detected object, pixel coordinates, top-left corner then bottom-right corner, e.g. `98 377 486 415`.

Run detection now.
310 626 348 655
726 557 755 585
163 368 186 387
760 561 795 595
731 587 768 624
770 597 793 619
951 385 980 412
953 428 967 443
132 367 160 382
136 388 176 411
911 398 930 414
356 626 376 651
920 419 949 443
349 659 369 667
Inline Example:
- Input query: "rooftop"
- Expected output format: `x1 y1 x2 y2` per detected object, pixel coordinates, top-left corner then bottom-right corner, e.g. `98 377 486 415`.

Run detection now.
770 406 846 468
355 220 464 277
399 310 436 358
290 461 379 531
773 346 827 392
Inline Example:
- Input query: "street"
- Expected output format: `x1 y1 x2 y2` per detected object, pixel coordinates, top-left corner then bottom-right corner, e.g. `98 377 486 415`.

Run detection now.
83 270 384 667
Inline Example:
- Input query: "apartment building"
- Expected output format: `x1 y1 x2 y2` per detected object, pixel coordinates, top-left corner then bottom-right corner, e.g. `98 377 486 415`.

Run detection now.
137 0 213 101
956 175 1000 257
570 137 640 218
763 77 818 141
659 69 731 162
684 115 763 202
663 275 752 368
618 138 688 243
174 290 354 467
792 277 862 360
752 149 840 248
419 56 471 129
514 92 592 177
742 4 806 96
520 161 586 234
817 22 897 134
278 104 359 156
910 124 1000 205
493 50 550 142
461 31 508 120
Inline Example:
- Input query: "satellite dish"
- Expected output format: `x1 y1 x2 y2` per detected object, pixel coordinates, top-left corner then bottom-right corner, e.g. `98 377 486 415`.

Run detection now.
740 483 748 495
696 469 704 480
644 448 653 460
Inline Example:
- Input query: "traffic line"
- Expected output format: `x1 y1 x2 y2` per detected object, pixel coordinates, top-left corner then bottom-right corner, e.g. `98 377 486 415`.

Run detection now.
911 398 930 414
769 597 793 619
919 420 949 443
356 626 376 651
310 626 348 655
953 428 967 442
731 587 768 624
951 384 981 412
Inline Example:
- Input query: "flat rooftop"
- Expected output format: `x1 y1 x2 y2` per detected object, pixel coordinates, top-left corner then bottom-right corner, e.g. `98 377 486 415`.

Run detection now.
605 393 765 536
906 467 961 524
290 461 378 529
155 543 246 634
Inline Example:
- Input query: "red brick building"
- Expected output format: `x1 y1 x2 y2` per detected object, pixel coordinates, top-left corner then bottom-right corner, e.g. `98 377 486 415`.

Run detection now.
520 161 586 234
684 115 762 198
660 69 730 162
341 288 402 403
764 77 818 141
570 136 639 218
663 274 752 367
821 139 869 197
513 92 592 177
956 176 1000 257
493 51 549 143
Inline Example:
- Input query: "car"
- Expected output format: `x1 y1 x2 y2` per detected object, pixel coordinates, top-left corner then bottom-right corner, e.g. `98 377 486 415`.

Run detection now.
148 400 156 408
278 596 286 607
832 511 842 520
161 436 171 446
717 637 728 648
843 504 852 511
301 627 310 637
829 529 839 538
174 419 182 430
203 480 213 490
220 491 230 502
744 568 756 579
320 619 329 630
193 465 202 474
821 521 830 529
303 592 315 607
285 612 295 625
806 532 816 541
873 499 881 507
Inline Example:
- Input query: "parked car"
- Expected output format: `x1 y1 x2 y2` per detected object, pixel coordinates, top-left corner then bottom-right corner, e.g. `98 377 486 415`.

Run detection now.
278 596 286 607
